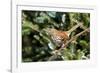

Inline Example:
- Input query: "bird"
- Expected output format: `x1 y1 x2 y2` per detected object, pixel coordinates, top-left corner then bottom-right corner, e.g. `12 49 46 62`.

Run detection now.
46 28 69 50
44 23 82 51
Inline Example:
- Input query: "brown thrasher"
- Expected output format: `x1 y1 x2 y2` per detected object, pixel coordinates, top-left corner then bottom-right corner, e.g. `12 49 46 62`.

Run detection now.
46 28 69 49
45 23 82 50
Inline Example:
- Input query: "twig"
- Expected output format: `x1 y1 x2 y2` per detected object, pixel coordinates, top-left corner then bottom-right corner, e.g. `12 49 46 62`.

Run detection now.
71 18 89 32
66 28 90 47
67 22 83 34
80 24 89 32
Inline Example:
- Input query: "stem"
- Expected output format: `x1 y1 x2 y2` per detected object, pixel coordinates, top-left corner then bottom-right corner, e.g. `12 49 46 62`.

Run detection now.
67 22 83 35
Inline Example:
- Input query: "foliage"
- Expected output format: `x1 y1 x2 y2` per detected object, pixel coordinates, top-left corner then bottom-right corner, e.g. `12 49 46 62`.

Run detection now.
22 10 90 62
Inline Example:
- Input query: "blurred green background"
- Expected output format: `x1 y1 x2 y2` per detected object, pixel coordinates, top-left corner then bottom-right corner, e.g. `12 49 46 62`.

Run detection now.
22 10 90 62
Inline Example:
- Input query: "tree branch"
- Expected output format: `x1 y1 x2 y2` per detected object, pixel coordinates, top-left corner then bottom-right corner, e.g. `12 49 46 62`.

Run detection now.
66 28 90 47
67 22 83 34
